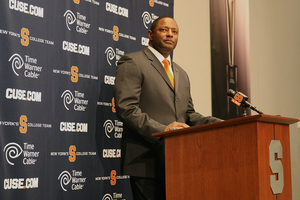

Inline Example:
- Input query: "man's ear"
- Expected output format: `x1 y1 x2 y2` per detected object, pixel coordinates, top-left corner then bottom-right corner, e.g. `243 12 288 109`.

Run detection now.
147 30 153 40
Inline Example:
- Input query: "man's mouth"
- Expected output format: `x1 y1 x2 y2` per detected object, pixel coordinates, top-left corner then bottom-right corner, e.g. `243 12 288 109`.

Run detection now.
164 40 173 44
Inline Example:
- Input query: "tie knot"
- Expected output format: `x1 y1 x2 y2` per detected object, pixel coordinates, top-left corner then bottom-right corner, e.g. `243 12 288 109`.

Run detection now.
162 59 169 67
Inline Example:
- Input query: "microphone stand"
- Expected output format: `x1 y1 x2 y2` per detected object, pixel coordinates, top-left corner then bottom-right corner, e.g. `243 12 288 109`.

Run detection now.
241 101 264 116
242 105 247 117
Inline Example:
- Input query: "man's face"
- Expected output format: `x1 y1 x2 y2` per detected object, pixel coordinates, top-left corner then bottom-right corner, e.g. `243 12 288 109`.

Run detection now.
148 18 179 57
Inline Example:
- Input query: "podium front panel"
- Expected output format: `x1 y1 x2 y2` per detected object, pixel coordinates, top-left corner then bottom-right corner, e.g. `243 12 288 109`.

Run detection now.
164 121 292 200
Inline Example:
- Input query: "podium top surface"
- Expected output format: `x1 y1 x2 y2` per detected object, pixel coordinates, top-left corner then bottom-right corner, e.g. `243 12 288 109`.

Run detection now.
152 114 299 138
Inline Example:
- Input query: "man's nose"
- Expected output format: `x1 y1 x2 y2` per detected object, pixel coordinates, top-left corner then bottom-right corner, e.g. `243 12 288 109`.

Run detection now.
167 30 173 37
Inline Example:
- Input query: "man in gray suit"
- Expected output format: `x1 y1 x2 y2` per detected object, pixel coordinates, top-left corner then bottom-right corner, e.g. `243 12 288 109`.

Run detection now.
114 15 221 200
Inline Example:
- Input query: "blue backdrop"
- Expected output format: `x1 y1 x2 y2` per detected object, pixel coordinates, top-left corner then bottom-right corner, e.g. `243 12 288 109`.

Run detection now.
0 0 173 199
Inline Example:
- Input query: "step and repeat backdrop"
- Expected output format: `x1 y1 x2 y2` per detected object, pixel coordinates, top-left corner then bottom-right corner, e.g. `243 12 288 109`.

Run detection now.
0 0 173 199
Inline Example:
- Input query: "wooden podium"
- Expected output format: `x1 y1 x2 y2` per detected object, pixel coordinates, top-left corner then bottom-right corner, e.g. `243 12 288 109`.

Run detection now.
153 114 299 200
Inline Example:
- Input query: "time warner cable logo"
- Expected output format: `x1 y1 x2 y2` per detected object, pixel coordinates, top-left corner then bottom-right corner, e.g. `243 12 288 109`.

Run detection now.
61 90 88 111
105 47 124 66
58 170 86 191
64 10 76 30
102 193 113 200
61 90 74 110
142 12 158 29
9 53 24 76
3 142 40 165
3 142 23 165
102 193 123 200
63 10 91 34
105 47 115 66
58 171 72 191
103 120 123 139
9 53 42 79
103 120 114 138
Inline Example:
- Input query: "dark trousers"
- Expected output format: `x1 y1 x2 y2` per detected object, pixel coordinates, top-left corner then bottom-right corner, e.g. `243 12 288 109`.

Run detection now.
130 176 165 200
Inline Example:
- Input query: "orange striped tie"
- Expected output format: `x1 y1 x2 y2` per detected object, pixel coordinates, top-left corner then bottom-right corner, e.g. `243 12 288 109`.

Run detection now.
162 59 174 88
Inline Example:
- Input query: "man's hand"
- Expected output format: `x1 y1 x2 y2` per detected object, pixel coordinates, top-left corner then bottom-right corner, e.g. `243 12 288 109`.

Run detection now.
164 121 189 131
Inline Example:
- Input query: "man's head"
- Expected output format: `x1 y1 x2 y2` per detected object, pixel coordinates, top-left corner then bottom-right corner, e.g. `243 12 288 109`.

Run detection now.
148 15 179 58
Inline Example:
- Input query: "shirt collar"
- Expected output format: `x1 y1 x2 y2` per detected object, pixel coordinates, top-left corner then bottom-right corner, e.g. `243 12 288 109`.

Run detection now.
147 46 171 66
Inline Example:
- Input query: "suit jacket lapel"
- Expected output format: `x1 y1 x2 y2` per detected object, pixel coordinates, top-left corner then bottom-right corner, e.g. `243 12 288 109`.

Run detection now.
143 47 175 91
172 62 179 93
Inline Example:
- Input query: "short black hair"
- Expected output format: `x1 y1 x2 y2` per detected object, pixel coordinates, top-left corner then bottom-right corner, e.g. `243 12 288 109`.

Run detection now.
149 15 174 32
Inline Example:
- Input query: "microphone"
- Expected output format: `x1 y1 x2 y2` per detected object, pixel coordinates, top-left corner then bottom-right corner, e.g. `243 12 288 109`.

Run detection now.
227 89 264 115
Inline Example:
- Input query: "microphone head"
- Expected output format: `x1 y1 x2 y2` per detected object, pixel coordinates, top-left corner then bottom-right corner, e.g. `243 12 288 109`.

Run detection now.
227 89 236 97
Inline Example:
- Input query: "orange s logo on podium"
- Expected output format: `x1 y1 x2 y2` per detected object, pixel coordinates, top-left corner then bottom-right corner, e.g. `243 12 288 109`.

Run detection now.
269 140 284 194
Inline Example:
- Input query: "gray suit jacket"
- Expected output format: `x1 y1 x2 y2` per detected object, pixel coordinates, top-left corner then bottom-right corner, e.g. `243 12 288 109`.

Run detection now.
113 47 220 178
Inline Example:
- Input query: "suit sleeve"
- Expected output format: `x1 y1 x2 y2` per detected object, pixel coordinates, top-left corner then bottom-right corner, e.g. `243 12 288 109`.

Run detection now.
113 55 166 143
